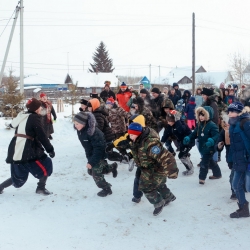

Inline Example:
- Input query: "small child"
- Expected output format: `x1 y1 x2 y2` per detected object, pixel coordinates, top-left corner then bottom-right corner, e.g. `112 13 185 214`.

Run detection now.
183 106 222 184
185 96 196 130
175 99 186 121
227 89 235 105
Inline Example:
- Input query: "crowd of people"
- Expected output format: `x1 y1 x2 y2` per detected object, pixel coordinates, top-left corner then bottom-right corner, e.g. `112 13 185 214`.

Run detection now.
0 82 250 218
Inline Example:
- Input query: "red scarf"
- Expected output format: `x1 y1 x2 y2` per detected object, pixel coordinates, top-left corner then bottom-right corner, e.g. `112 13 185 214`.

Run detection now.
42 101 52 123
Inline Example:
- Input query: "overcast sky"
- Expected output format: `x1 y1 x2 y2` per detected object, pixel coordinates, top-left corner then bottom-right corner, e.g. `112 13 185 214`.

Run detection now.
0 0 250 83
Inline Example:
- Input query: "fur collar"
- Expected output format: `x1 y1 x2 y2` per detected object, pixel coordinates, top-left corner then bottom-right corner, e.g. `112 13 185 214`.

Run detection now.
195 107 210 121
86 112 96 136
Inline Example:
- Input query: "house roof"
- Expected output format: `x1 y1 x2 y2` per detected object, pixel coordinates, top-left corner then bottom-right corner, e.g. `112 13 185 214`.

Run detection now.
68 72 119 88
243 64 250 74
195 71 234 87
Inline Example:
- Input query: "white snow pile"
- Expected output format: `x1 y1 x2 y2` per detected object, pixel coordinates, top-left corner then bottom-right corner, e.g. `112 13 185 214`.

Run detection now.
0 104 249 250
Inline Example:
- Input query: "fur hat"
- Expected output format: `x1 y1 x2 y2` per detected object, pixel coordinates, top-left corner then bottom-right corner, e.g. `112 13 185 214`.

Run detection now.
26 98 42 112
201 87 214 96
140 89 148 94
74 112 88 125
128 122 143 136
40 93 46 98
80 99 88 106
228 102 244 113
151 87 160 94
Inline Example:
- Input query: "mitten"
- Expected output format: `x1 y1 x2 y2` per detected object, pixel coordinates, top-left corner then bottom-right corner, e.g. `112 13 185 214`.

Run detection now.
105 143 114 153
49 151 55 158
205 138 214 147
183 136 190 145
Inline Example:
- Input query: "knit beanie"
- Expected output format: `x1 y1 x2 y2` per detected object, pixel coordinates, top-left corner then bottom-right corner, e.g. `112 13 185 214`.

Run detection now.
228 102 244 113
201 87 214 96
151 87 160 94
74 112 88 125
40 92 46 98
26 98 42 112
80 99 88 106
132 97 144 106
189 96 195 102
128 122 143 136
140 89 148 94
120 82 127 89
106 97 115 105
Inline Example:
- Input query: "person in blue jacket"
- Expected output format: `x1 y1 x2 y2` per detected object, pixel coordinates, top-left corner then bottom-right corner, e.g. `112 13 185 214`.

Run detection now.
227 102 250 218
185 96 196 130
74 111 118 197
183 106 222 184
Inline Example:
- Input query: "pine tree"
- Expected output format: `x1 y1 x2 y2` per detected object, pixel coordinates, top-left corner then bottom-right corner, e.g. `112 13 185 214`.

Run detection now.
89 41 115 73
0 72 24 118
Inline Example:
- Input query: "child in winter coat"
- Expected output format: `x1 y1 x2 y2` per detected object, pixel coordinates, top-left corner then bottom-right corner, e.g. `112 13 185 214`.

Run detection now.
185 96 196 130
195 88 203 107
216 112 236 200
175 99 186 121
227 102 250 218
161 110 195 176
74 112 118 197
227 89 235 105
183 106 222 184
128 122 179 216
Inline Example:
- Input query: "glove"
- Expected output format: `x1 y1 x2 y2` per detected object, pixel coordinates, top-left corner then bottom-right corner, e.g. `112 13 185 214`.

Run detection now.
79 107 83 111
183 136 190 145
49 151 55 158
205 138 214 147
105 143 114 153
168 168 179 179
217 141 224 150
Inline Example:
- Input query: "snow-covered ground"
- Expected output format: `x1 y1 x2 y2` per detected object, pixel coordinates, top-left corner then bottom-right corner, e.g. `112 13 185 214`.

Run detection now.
0 104 249 250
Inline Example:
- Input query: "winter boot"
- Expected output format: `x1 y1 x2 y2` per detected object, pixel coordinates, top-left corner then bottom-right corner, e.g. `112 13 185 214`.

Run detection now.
181 156 194 176
0 178 13 194
230 202 250 218
36 176 52 195
111 163 118 178
153 201 165 216
164 193 176 206
132 197 141 203
199 180 205 185
230 193 237 200
97 187 112 197
209 175 222 180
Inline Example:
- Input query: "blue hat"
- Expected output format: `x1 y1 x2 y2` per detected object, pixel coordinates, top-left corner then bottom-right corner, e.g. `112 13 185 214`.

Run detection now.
128 122 143 136
228 102 244 113
190 96 195 102
121 82 127 88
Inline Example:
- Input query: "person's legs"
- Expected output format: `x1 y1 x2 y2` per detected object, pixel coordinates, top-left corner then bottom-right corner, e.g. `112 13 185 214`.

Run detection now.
199 154 211 183
132 167 143 202
209 158 222 179
0 178 12 194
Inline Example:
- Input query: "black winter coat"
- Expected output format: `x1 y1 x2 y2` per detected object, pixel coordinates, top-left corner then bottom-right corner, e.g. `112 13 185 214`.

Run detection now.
6 111 54 164
100 89 116 102
77 115 106 167
152 94 165 120
93 106 115 142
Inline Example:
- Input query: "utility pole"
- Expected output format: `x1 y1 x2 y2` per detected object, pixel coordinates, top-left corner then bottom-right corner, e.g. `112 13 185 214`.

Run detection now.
20 0 24 94
192 12 195 95
0 4 20 85
149 64 151 82
159 65 161 83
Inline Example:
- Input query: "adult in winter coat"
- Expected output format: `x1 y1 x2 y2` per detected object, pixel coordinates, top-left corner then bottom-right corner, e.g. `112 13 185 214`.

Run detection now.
87 98 115 143
172 83 182 100
181 90 191 108
227 102 250 218
161 110 195 175
151 87 170 120
139 89 156 112
100 83 116 102
79 98 88 112
74 112 118 197
201 87 219 126
128 122 179 216
116 82 132 112
168 88 179 106
132 97 158 132
39 93 57 140
183 106 221 184
0 98 55 195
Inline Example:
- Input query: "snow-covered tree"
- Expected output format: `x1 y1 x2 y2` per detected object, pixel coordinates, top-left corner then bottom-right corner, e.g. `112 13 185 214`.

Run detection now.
89 41 115 73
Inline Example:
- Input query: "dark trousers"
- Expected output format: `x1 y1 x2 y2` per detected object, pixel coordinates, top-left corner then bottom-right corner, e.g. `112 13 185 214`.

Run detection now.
164 140 174 154
199 154 221 181
133 167 143 199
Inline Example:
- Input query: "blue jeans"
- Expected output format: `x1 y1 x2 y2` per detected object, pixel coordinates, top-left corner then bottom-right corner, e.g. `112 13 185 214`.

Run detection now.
232 171 248 207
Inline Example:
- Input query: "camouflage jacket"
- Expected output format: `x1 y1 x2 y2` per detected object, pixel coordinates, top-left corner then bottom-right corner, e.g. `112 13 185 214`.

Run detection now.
130 127 178 177
136 107 158 132
108 106 130 134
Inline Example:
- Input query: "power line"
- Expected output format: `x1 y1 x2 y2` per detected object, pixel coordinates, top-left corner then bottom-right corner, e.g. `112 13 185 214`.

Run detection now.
0 8 16 38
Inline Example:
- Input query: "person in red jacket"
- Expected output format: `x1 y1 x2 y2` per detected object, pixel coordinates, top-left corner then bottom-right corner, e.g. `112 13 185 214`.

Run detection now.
116 82 132 112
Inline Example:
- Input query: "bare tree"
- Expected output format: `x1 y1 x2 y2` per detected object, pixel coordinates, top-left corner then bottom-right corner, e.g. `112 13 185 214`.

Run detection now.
230 52 249 86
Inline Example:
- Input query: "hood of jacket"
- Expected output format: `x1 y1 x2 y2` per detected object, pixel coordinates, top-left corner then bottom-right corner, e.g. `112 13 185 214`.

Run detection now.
81 112 97 136
195 106 214 121
11 111 31 128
